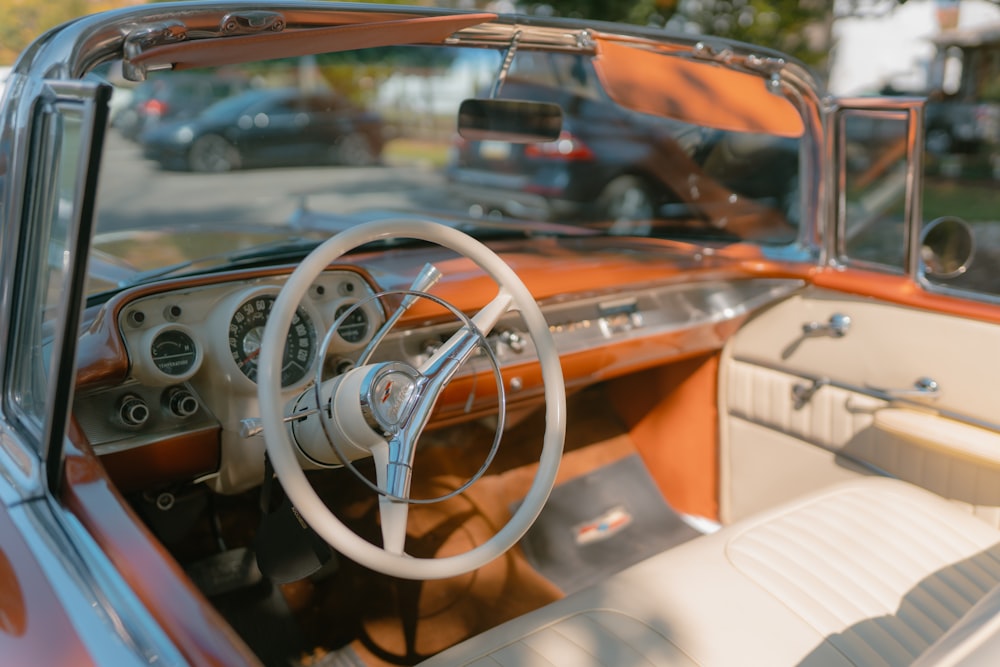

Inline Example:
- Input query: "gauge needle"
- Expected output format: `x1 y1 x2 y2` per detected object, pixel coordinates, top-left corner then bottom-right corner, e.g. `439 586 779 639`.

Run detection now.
240 348 261 367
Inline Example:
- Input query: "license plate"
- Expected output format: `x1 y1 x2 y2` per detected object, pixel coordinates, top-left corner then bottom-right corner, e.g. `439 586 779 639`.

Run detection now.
479 140 511 160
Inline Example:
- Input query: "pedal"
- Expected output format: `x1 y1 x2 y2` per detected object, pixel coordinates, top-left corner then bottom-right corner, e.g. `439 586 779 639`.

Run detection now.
186 547 263 597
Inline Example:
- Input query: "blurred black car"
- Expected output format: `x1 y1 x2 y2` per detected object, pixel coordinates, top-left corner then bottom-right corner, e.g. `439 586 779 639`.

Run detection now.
114 71 252 141
141 87 385 172
445 51 798 235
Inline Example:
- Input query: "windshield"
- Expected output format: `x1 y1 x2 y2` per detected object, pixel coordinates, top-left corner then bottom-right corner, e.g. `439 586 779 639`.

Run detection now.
91 42 804 296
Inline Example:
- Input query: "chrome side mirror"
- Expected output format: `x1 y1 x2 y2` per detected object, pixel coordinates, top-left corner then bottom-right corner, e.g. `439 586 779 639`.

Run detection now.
920 216 974 280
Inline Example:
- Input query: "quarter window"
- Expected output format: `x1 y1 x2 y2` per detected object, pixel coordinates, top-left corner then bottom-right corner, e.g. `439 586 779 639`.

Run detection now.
838 110 911 271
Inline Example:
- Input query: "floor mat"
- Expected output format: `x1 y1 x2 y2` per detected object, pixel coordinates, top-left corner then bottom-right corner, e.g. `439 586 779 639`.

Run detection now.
518 454 701 593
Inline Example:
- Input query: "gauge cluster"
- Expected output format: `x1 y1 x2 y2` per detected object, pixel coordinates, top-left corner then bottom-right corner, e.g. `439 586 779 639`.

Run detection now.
70 268 388 488
109 269 383 409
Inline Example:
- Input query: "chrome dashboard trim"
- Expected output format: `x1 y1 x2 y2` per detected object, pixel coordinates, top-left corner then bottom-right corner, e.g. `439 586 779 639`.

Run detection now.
384 278 806 375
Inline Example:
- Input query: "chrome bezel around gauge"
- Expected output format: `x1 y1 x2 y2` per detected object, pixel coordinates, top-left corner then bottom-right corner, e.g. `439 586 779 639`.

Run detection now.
134 324 203 386
222 287 320 391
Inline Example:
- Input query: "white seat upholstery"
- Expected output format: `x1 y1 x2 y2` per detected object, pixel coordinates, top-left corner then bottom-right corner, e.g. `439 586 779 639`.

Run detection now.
419 477 1000 667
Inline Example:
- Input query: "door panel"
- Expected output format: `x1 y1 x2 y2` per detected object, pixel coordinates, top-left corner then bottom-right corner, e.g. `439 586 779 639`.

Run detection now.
720 286 1000 524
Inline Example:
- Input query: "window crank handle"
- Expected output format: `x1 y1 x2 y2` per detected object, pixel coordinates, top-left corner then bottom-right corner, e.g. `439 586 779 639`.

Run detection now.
802 313 851 338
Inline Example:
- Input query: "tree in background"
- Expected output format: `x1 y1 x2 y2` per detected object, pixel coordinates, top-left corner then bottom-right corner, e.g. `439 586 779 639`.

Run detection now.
0 0 124 64
2 0 79 64
526 0 673 25
536 0 832 67
535 0 909 78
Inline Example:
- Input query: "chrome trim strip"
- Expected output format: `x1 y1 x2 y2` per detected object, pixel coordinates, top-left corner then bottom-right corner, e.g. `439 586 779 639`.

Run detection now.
4 486 187 666
385 279 806 380
917 273 1000 306
0 425 40 504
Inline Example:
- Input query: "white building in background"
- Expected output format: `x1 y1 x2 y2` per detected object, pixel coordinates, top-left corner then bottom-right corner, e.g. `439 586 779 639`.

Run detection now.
829 0 1000 95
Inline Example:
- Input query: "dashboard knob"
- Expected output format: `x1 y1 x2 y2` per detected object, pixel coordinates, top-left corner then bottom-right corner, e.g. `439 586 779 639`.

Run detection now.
164 387 199 418
118 394 150 427
500 329 525 353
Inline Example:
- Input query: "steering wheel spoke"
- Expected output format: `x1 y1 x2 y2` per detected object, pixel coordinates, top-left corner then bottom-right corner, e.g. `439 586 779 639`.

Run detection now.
420 288 513 376
357 263 443 367
372 439 412 555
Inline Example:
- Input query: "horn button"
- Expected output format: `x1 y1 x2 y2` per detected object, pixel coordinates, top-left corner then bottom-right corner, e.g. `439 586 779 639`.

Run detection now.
361 362 424 434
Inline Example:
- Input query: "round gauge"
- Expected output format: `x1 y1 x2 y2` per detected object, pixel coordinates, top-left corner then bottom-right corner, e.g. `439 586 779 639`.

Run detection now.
335 303 370 344
229 294 316 387
151 328 199 378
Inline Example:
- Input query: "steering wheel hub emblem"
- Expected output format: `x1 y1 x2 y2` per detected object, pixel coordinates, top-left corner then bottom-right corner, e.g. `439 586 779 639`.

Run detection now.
362 362 422 433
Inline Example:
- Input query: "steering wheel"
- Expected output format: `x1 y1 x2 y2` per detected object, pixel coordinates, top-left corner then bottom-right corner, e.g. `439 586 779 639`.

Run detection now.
258 219 566 580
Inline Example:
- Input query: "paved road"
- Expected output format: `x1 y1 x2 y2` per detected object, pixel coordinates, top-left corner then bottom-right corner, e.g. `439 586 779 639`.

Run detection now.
96 130 460 233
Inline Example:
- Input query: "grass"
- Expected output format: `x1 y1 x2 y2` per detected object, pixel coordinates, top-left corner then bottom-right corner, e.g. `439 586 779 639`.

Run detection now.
382 137 452 168
922 177 999 223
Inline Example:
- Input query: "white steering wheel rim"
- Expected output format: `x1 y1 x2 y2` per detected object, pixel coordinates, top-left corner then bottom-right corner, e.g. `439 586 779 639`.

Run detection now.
258 218 566 580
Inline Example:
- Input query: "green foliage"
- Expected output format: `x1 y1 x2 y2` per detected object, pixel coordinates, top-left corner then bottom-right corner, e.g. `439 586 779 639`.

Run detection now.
671 0 833 68
539 0 833 70
536 0 671 24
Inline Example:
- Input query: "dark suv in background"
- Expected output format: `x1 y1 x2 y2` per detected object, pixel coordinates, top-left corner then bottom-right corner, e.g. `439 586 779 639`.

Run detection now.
446 51 799 238
447 52 686 227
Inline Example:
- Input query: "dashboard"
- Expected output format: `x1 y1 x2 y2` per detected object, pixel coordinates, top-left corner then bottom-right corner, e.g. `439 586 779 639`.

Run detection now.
71 254 805 496
74 269 384 493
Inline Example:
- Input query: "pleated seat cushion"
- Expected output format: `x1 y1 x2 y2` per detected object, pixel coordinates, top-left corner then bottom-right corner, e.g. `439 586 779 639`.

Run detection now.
420 477 1000 667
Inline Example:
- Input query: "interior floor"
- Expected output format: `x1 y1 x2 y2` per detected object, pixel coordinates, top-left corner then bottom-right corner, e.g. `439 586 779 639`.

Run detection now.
129 385 697 666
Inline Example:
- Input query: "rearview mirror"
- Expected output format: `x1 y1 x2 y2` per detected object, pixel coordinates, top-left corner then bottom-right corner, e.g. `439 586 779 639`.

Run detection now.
921 216 975 279
457 99 563 143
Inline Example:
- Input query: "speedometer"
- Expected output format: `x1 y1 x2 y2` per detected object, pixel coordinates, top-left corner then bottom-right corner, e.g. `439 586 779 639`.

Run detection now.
229 294 316 387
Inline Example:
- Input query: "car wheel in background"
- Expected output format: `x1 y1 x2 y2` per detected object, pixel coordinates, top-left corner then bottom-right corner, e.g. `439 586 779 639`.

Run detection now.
188 135 241 172
601 175 655 235
333 133 377 166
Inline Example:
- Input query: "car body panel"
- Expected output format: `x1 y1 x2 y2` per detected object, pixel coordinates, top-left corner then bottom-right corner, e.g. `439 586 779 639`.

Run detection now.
2 2 1000 666
0 500 97 666
61 428 261 666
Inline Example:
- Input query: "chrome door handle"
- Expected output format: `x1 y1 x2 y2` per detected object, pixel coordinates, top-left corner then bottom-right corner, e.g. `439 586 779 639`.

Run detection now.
868 377 940 400
802 313 851 338
792 377 830 409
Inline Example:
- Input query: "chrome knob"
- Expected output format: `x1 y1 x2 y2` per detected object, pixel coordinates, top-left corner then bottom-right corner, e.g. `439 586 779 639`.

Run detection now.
165 387 199 418
118 394 150 427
